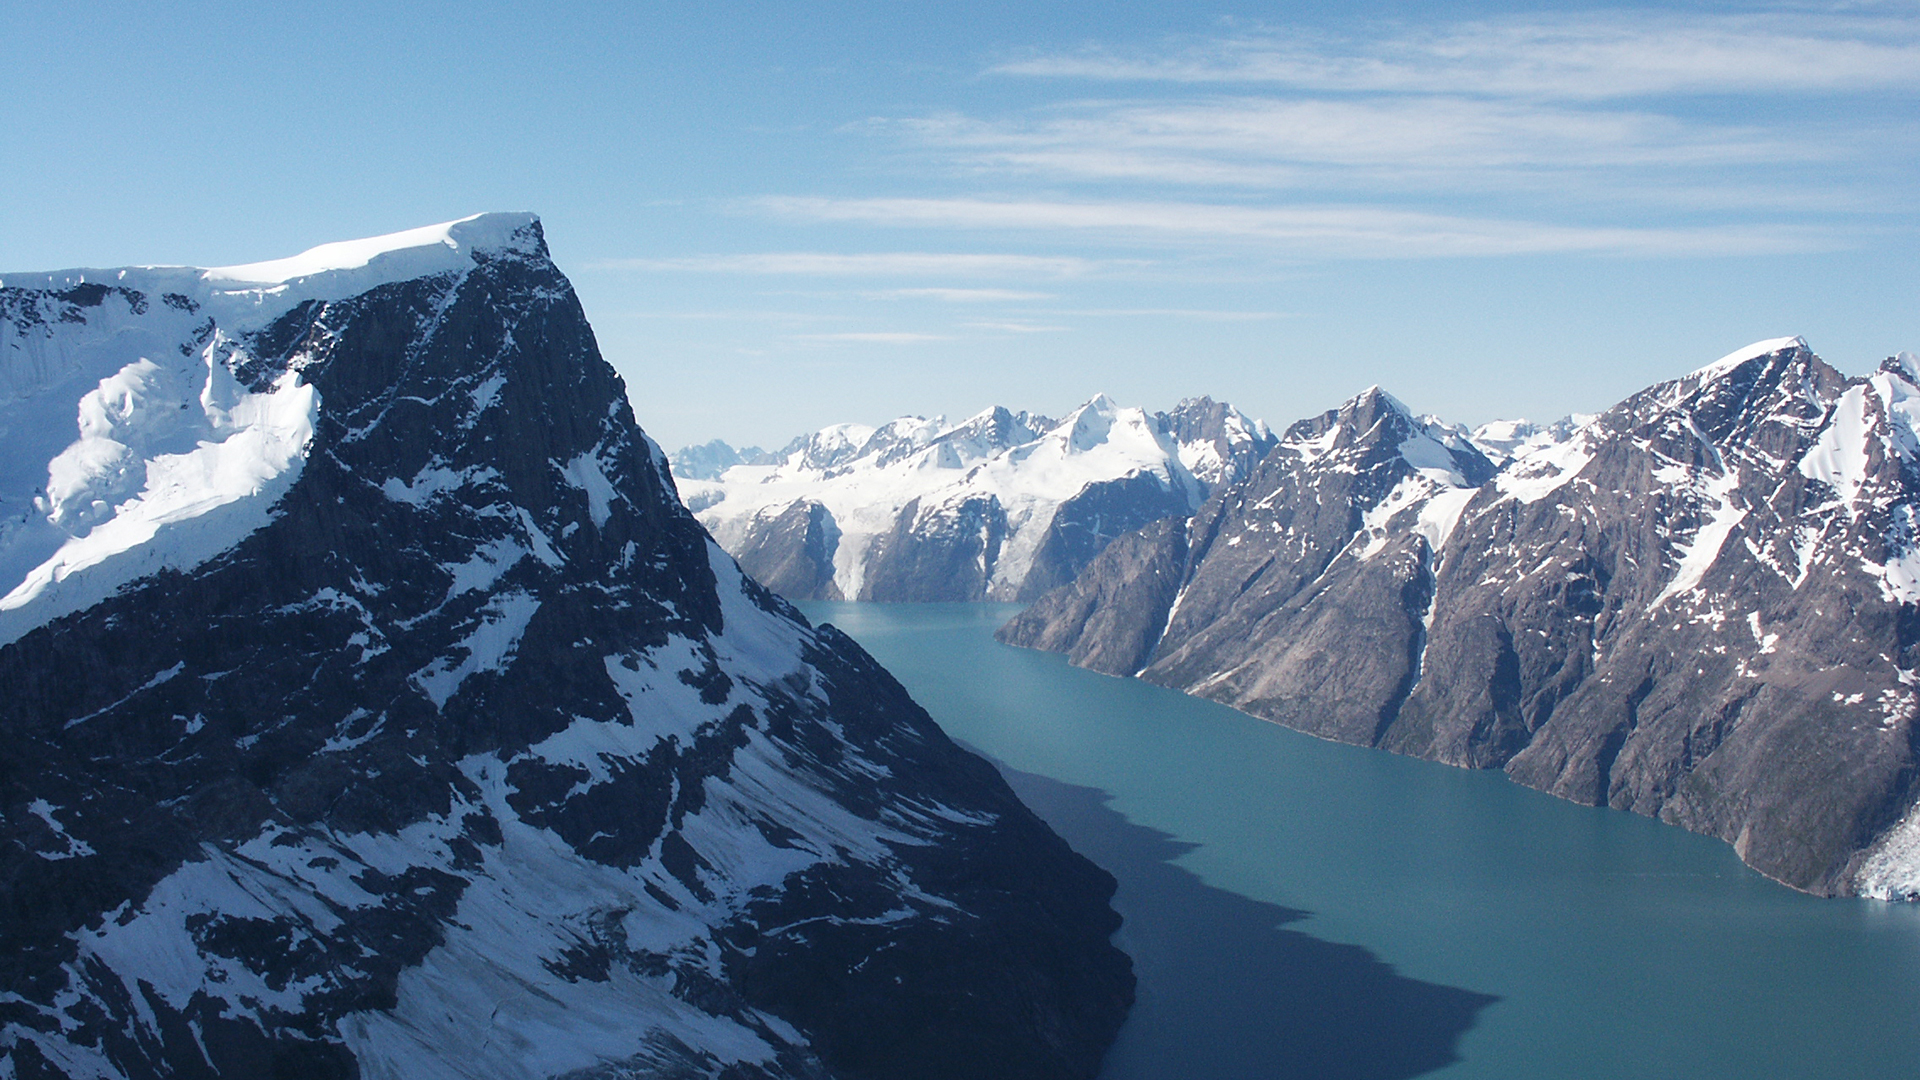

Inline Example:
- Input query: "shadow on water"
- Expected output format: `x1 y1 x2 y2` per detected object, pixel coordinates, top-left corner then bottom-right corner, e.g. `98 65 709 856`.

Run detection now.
989 757 1499 1080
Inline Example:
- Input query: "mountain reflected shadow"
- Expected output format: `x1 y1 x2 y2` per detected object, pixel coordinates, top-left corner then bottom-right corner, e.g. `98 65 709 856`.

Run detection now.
992 760 1499 1080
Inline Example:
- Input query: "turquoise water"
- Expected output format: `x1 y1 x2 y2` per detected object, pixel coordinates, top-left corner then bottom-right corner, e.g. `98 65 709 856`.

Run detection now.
800 602 1920 1080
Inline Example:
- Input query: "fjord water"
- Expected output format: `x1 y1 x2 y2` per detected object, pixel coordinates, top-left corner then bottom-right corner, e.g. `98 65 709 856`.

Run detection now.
800 602 1920 1079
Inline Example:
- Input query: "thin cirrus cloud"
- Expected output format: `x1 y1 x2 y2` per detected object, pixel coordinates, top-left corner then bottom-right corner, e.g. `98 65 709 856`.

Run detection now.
592 252 1114 277
897 96 1797 189
790 331 953 344
758 195 1838 258
991 12 1920 100
961 321 1070 333
877 286 1056 302
859 10 1914 235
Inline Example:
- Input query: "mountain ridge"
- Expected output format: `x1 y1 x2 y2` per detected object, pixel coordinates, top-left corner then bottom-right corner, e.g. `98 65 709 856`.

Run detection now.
1001 338 1920 899
674 395 1277 603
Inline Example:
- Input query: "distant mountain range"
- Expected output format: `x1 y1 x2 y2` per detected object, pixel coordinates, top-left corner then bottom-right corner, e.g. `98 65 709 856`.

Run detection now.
671 396 1278 602
999 337 1920 900
673 396 1593 608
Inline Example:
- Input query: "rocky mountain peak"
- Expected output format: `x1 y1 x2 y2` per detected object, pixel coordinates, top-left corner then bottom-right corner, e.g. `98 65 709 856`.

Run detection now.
1277 386 1494 490
1468 415 1592 467
1155 396 1278 491
0 219 1133 1077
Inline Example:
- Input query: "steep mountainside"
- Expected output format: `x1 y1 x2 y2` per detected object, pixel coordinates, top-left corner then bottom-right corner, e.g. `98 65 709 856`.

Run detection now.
1002 387 1494 739
1003 338 1920 898
0 215 1131 1078
677 397 1274 603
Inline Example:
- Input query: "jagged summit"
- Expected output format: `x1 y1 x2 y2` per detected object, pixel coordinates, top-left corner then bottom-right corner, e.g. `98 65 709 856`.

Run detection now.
1689 334 1809 381
677 393 1277 603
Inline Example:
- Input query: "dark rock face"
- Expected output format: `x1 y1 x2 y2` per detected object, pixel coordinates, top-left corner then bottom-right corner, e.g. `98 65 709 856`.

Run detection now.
1001 518 1190 676
1001 388 1492 751
0 217 1131 1076
730 499 844 601
1017 473 1196 602
1004 344 1920 897
858 494 1009 602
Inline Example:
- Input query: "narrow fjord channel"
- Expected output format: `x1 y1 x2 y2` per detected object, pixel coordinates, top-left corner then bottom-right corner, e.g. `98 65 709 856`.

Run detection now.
800 602 1920 1080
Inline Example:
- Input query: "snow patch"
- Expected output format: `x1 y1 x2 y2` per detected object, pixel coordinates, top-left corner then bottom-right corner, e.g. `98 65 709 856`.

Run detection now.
0 353 318 647
1688 335 1806 382
413 591 541 708
1652 465 1745 608
204 213 535 288
560 450 620 529
1858 798 1920 901
1798 384 1874 513
1495 433 1596 505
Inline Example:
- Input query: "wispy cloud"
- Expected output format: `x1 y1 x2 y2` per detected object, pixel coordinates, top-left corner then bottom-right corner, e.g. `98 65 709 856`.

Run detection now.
877 286 1055 301
1044 307 1291 321
993 12 1920 99
821 10 1917 259
760 196 1837 258
897 96 1796 190
790 331 952 344
961 320 1069 333
591 252 1112 277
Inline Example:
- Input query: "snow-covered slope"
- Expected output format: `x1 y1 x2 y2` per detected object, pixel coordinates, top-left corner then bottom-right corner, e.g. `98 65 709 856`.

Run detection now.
0 214 528 647
1465 414 1595 467
0 216 1132 1078
677 396 1275 602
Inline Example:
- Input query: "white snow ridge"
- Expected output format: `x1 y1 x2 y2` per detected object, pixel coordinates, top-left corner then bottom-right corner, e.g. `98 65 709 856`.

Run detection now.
0 214 542 647
678 394 1271 601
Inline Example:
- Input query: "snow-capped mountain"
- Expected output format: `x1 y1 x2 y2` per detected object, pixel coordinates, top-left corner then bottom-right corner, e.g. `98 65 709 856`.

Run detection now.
675 396 1276 603
1000 385 1496 707
1003 337 1920 899
1464 414 1594 467
666 439 779 481
0 215 1131 1078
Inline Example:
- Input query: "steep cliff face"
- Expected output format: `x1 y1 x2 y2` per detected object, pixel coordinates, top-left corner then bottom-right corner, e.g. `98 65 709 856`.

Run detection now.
1390 340 1920 896
678 397 1274 603
0 215 1131 1078
1002 387 1493 747
1003 339 1920 898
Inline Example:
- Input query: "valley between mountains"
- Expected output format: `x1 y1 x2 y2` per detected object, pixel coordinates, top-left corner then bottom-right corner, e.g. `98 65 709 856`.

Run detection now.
678 337 1920 901
4 209 1917 1080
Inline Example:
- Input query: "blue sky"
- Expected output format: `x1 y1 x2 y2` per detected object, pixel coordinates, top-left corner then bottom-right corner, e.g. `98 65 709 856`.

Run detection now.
5 0 1916 449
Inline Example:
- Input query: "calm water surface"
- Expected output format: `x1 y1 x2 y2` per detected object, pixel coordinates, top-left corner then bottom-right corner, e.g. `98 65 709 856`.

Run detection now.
800 602 1920 1080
